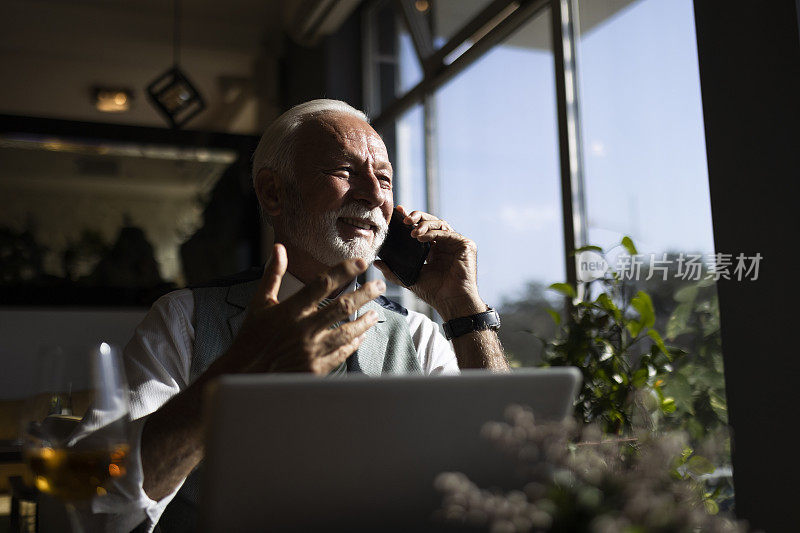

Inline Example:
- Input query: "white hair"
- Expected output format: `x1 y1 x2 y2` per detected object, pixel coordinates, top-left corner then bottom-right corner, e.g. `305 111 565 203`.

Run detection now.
251 99 369 187
251 99 386 264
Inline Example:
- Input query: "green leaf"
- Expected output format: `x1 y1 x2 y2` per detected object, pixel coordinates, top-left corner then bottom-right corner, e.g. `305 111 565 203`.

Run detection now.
647 330 668 355
661 397 676 413
548 282 576 299
686 455 716 476
621 236 638 255
631 291 656 329
595 292 622 322
626 319 643 338
681 446 694 462
702 311 721 336
631 367 649 388
662 373 694 415
666 302 692 340
668 347 688 360
686 418 705 440
709 392 728 419
697 278 716 288
704 498 720 515
574 245 604 254
652 349 673 368
674 284 699 304
546 309 562 326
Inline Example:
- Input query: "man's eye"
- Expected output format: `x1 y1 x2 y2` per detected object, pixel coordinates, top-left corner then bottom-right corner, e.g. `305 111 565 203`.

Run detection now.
325 167 353 178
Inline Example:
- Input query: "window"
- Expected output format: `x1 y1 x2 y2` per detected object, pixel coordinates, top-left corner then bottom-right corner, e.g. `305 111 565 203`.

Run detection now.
364 0 732 509
575 0 729 448
431 0 498 48
363 1 728 416
577 0 713 256
434 8 564 365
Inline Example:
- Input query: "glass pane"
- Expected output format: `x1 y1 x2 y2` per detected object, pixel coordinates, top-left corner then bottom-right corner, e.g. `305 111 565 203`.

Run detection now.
435 8 563 366
432 0 497 48
577 0 712 255
576 0 731 496
399 30 424 94
394 105 428 214
365 0 398 116
365 0 424 112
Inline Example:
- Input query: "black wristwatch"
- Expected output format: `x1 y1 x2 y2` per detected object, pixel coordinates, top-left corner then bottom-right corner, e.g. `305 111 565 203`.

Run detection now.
442 308 501 340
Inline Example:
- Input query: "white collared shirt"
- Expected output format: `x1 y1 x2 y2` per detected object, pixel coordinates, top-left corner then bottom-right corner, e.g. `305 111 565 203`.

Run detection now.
93 272 458 532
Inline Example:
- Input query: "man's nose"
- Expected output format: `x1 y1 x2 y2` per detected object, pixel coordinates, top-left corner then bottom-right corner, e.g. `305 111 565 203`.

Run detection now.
350 170 387 208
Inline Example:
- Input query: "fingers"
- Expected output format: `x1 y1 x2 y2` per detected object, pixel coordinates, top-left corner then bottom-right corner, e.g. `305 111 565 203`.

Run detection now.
397 206 455 236
307 311 378 374
411 219 453 237
308 279 386 330
253 244 288 307
317 311 378 355
414 228 462 243
265 317 371 374
313 334 365 374
289 257 369 312
397 206 441 226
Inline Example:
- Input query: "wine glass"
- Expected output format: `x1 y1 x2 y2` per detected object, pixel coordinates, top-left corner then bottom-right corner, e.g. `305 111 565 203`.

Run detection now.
20 342 130 532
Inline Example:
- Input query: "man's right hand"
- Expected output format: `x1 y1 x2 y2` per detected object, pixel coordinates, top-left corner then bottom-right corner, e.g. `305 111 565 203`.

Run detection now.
226 243 385 375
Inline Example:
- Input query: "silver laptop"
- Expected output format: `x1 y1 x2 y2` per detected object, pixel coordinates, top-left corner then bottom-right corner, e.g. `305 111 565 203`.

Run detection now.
199 368 581 532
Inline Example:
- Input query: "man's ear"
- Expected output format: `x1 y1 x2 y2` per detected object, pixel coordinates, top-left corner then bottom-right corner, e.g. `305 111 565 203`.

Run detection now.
255 168 282 217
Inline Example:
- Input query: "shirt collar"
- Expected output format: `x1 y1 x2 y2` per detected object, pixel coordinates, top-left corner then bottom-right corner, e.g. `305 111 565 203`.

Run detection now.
275 270 358 303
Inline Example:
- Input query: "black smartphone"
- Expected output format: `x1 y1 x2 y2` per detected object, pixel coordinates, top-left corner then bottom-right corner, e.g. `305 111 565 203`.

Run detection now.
377 210 430 286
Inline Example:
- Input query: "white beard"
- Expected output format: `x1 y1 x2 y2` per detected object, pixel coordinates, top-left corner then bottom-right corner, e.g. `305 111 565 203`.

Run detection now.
276 181 389 266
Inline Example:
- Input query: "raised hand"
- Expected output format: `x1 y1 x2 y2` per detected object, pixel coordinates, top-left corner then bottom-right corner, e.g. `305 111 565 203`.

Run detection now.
229 243 386 375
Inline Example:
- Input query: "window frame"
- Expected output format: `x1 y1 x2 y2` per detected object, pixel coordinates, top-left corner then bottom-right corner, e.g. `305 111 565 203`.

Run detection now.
363 0 585 290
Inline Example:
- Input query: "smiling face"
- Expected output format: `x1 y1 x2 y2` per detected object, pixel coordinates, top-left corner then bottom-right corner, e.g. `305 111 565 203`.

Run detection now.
270 112 394 268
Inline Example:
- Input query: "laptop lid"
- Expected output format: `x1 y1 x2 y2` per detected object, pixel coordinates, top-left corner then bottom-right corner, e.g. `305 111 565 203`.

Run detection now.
200 368 581 532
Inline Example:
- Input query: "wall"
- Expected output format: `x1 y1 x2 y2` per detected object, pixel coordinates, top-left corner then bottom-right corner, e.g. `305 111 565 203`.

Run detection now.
280 6 365 111
694 0 800 529
0 308 147 401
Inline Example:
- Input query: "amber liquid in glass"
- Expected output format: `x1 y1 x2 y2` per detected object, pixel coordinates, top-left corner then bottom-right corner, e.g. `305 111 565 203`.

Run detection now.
25 444 129 500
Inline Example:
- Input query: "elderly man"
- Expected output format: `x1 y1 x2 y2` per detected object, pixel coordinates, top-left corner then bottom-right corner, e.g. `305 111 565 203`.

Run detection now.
108 99 507 532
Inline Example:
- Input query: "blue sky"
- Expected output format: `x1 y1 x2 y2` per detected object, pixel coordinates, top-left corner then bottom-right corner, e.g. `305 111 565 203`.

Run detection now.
395 0 713 306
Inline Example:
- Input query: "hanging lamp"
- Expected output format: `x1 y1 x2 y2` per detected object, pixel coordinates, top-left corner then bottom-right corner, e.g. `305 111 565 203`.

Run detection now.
146 0 206 128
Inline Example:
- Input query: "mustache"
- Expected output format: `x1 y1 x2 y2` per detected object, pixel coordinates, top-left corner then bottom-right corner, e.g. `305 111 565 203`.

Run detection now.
335 203 389 233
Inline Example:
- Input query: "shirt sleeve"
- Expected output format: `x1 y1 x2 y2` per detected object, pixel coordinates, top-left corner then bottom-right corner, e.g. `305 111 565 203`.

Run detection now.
89 289 196 532
405 310 460 375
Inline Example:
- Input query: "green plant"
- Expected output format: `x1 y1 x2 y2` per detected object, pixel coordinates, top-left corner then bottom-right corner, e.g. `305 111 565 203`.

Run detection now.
540 238 686 434
436 238 737 529
662 279 728 441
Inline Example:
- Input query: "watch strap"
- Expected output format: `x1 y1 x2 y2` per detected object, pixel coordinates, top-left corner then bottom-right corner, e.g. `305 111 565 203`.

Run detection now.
442 308 501 340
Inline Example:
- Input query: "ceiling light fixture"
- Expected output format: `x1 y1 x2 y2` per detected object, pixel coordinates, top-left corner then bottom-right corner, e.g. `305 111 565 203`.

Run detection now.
146 0 205 129
93 87 133 113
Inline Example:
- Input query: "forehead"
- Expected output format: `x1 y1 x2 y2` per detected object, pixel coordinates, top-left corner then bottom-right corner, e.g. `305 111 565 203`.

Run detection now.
294 112 389 164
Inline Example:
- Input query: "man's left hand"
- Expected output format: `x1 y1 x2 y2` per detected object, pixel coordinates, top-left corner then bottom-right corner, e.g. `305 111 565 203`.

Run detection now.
374 205 486 321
